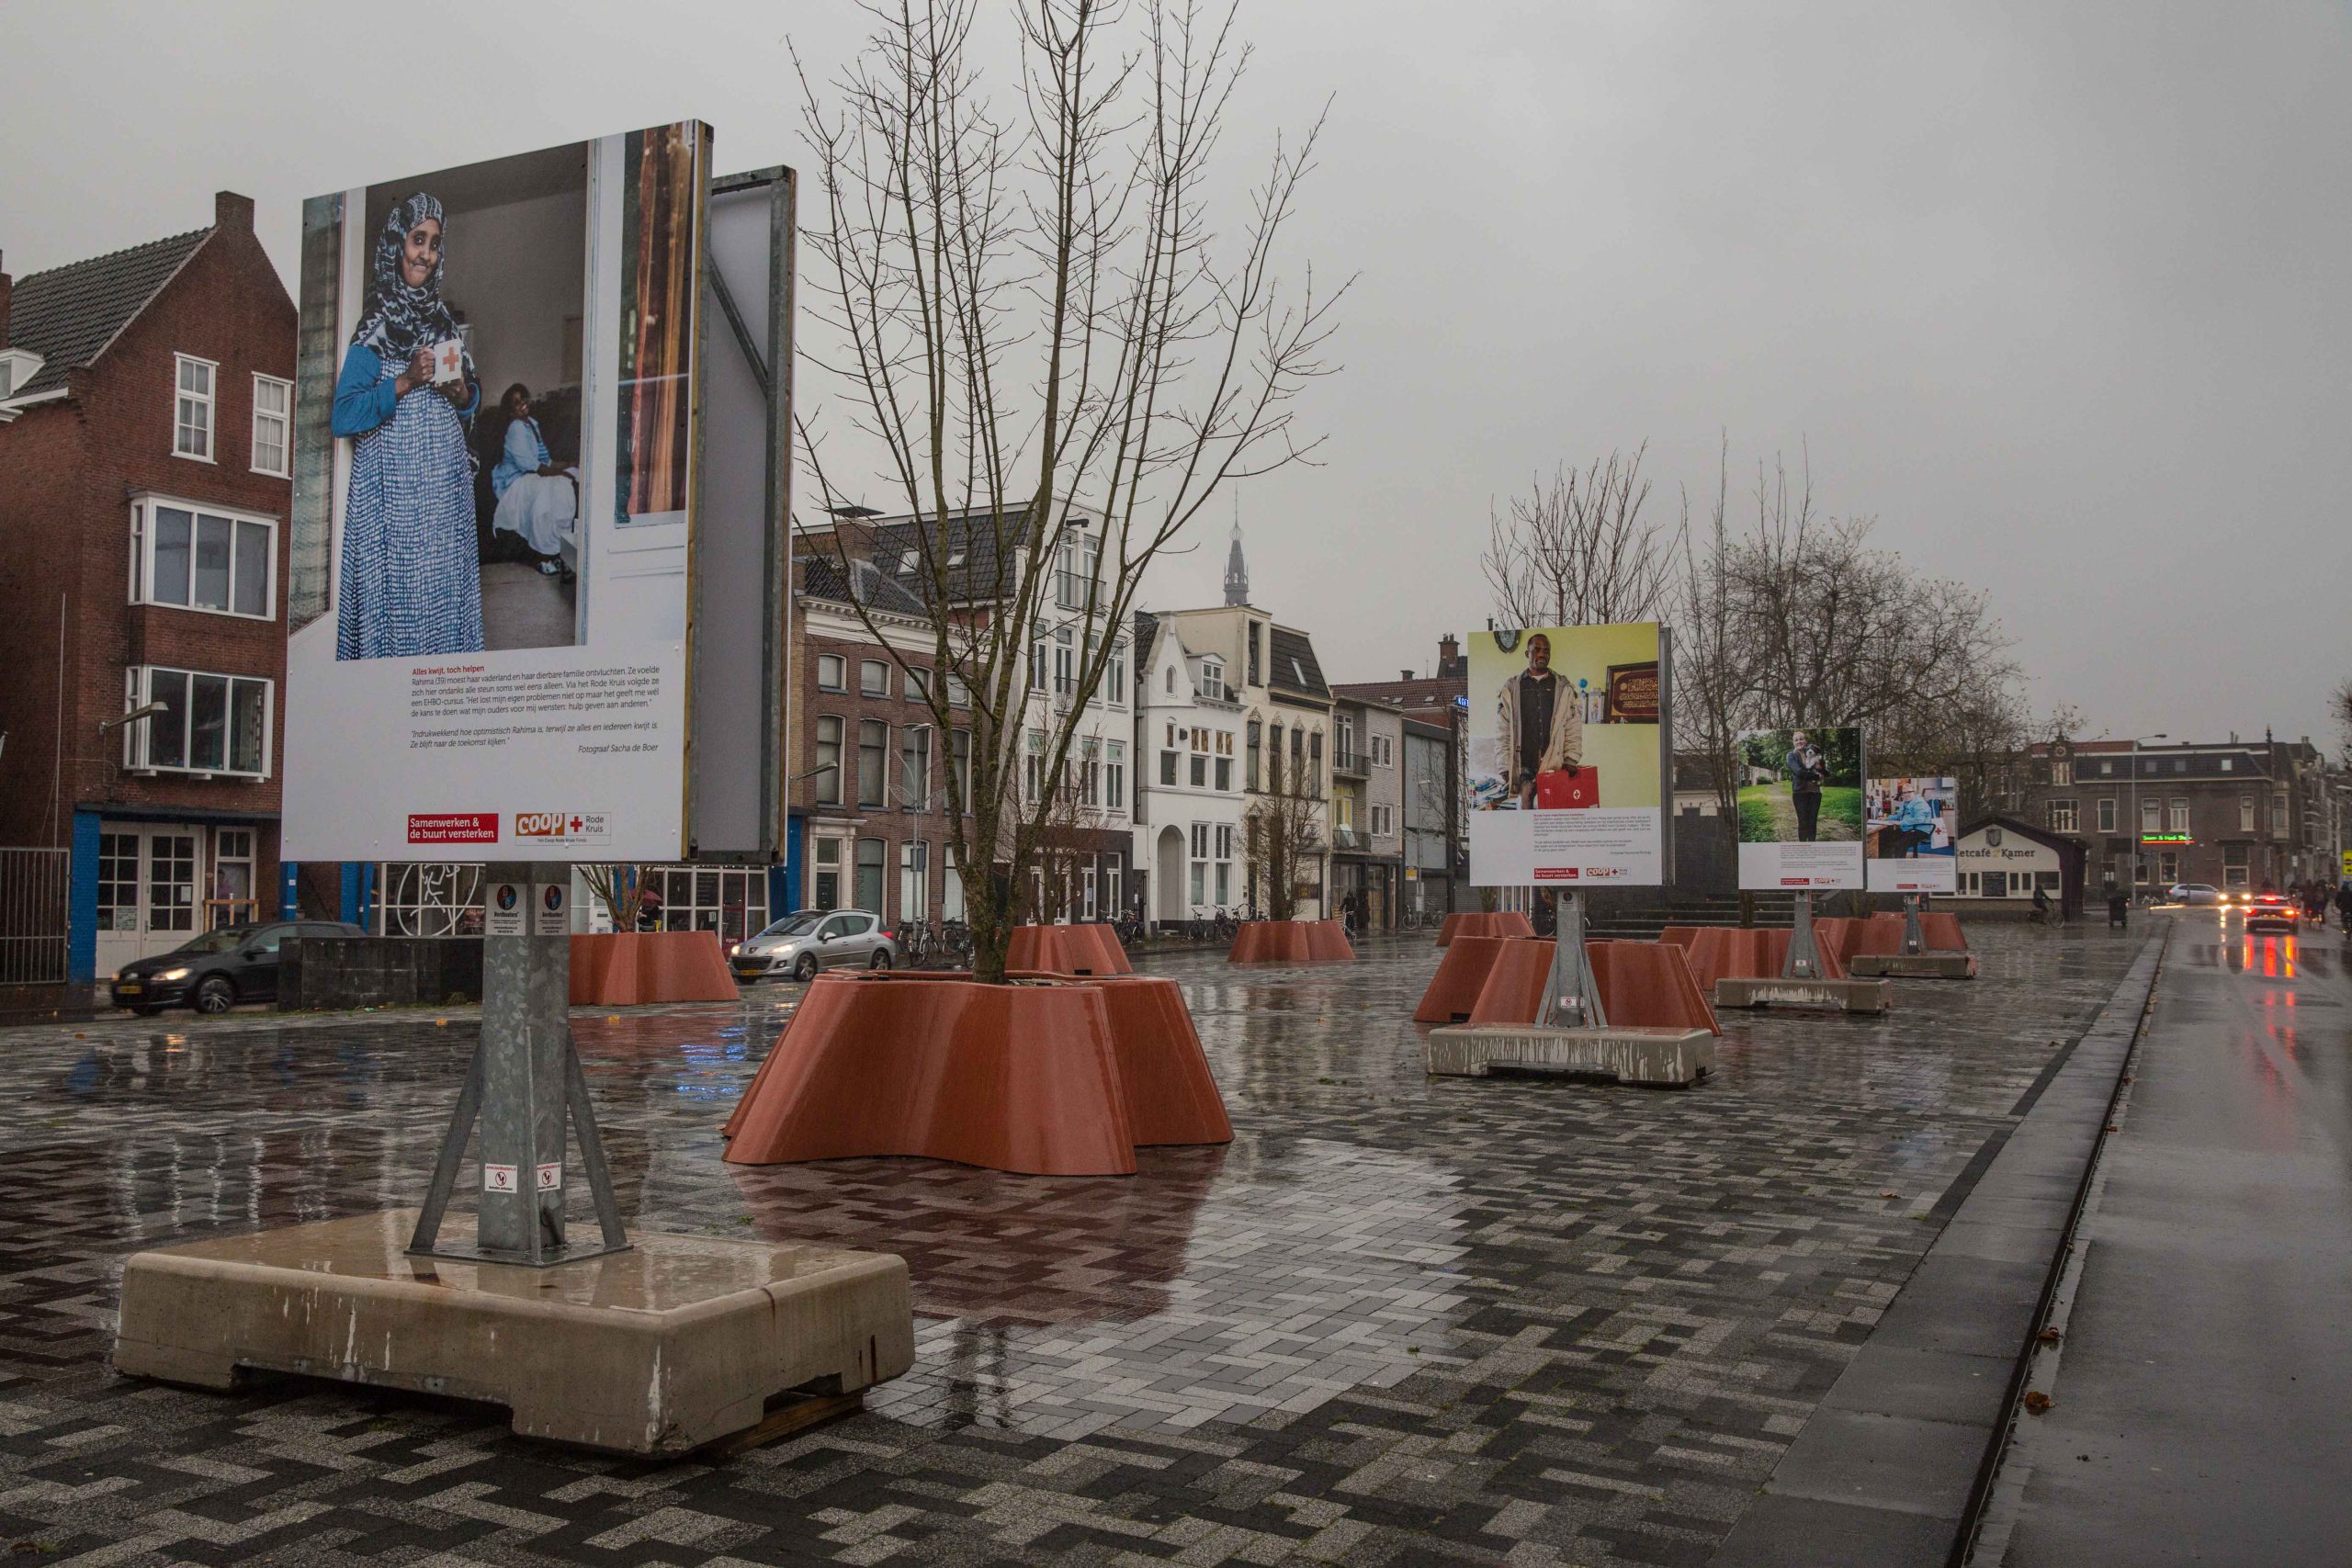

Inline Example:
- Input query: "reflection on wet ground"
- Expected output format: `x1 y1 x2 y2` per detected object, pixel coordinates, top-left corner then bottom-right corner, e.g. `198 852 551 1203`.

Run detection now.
0 923 2145 1566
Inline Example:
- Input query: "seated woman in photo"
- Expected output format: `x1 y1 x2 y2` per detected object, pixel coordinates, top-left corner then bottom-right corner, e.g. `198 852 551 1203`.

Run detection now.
331 193 482 659
489 383 579 574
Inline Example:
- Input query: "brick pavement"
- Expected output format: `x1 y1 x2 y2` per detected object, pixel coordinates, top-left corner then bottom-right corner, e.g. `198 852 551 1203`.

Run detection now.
0 924 2143 1565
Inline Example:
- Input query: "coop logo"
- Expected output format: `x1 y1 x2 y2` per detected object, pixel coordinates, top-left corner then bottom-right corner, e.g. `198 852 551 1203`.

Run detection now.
511 810 611 843
1584 867 1628 880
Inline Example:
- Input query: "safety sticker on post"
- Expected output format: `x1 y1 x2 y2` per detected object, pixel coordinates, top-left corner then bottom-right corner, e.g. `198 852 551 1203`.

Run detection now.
482 1163 519 1193
535 1162 563 1191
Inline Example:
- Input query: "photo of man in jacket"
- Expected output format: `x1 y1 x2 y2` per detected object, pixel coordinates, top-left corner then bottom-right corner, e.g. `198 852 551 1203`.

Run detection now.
1495 633 1582 808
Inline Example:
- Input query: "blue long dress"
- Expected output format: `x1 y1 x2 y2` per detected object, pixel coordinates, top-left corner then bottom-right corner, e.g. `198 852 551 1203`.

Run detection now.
332 344 482 660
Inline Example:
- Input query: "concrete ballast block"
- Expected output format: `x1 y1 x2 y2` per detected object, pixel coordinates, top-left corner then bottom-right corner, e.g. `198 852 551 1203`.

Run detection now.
1849 953 1977 979
113 1210 914 1454
1426 1023 1715 1087
1713 976 1894 1013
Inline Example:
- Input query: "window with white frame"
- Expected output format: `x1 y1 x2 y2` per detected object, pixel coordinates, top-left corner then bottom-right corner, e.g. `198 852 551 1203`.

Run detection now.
900 840 930 919
900 725 931 810
2167 796 2188 832
251 375 291 476
124 666 271 777
174 355 215 459
1105 741 1125 809
130 498 274 618
1199 660 1224 702
2273 792 2289 832
817 653 846 692
2097 797 2116 833
2240 795 2256 832
2048 799 2077 833
1108 640 1126 705
2142 796 2160 832
861 659 890 697
1054 627 1075 694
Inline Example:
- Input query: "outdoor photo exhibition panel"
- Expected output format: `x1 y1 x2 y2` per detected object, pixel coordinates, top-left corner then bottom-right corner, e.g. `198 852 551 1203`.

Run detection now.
1864 773 1961 894
283 122 710 863
1464 623 1668 887
1735 725 1866 891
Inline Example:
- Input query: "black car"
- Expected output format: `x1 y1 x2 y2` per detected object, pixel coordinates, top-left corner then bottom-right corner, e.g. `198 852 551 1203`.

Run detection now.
109 920 366 1015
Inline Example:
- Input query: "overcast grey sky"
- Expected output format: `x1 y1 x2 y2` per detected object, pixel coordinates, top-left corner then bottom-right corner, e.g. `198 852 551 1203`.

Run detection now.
6 2 2345 750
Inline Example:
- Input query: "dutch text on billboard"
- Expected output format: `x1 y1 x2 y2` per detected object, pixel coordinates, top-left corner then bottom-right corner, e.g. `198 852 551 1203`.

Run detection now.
282 123 711 863
1464 623 1667 886
1735 726 1865 890
1865 775 1960 893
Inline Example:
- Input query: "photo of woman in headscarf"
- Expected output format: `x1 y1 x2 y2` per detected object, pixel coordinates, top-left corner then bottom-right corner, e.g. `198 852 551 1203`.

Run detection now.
330 193 483 659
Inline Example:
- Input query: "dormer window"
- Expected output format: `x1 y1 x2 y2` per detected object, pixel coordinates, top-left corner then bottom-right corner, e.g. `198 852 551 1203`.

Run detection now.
0 347 45 402
1200 660 1224 702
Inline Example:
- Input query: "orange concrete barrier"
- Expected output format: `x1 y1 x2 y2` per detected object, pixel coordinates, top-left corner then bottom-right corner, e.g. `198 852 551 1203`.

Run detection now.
1466 939 1555 1026
1435 910 1535 948
1856 911 1970 956
1657 925 1703 949
722 975 1139 1176
1813 917 1870 973
1681 927 1848 990
1228 919 1354 964
1414 934 1512 1023
569 931 741 1007
1007 923 1134 976
1086 976 1234 1146
1589 942 1723 1035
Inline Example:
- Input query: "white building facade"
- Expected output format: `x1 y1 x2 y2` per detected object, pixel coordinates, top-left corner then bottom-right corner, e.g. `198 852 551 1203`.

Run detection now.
1130 612 1250 924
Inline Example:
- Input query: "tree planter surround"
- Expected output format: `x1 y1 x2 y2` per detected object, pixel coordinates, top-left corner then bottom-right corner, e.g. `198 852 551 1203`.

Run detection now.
1435 911 1534 948
1006 924 1133 976
1227 919 1354 964
569 931 740 1006
722 971 1230 1177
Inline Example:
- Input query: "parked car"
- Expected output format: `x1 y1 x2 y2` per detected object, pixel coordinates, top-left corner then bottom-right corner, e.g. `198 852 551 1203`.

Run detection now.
730 909 899 983
2244 893 2301 934
110 920 368 1015
2167 883 2222 907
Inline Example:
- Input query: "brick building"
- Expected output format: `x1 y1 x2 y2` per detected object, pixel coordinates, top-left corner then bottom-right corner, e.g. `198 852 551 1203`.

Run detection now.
786 556 978 924
0 195 295 982
2005 735 2341 895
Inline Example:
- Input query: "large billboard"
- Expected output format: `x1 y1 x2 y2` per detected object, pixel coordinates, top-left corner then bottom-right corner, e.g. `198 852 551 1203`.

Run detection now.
1736 726 1864 890
1466 623 1668 886
1865 775 1960 893
283 123 711 863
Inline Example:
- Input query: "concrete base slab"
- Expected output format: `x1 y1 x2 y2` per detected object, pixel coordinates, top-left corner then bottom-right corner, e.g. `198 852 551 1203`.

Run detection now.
1849 953 1977 979
1427 1023 1714 1087
1714 976 1894 1013
112 1209 914 1455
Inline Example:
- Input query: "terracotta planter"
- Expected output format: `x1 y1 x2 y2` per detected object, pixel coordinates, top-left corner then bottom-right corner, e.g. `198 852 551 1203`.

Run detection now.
722 971 1231 1175
723 975 1137 1176
1227 919 1354 964
1434 910 1534 948
1006 923 1133 976
569 931 740 1006
1085 976 1234 1145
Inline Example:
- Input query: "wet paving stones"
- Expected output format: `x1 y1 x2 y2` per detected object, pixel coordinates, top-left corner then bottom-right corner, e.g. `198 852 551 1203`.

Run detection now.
0 924 2143 1565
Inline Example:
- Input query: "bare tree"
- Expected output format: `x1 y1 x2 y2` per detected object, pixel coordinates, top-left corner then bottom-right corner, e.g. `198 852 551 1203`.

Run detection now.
1243 779 1322 921
1670 441 1747 823
1481 445 1681 630
581 864 657 932
793 0 1344 983
1022 730 1115 922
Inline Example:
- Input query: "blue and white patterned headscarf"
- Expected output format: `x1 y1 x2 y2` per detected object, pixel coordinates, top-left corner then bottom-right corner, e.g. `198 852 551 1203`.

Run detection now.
350 192 469 374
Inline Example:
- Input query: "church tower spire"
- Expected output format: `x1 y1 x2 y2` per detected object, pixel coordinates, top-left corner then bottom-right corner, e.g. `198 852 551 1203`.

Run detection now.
1222 510 1250 607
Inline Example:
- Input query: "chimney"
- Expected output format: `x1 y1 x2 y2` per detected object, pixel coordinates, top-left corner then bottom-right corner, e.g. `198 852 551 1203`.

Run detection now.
1401 669 1414 682
1439 634 1459 667
214 190 254 234
0 250 10 350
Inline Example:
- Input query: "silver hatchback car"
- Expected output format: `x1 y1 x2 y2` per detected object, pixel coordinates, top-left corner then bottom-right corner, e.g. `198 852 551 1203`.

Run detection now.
731 908 900 983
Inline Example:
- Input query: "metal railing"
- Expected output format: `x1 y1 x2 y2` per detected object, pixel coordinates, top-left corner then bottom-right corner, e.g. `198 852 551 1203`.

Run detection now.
1332 748 1368 777
0 848 68 986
